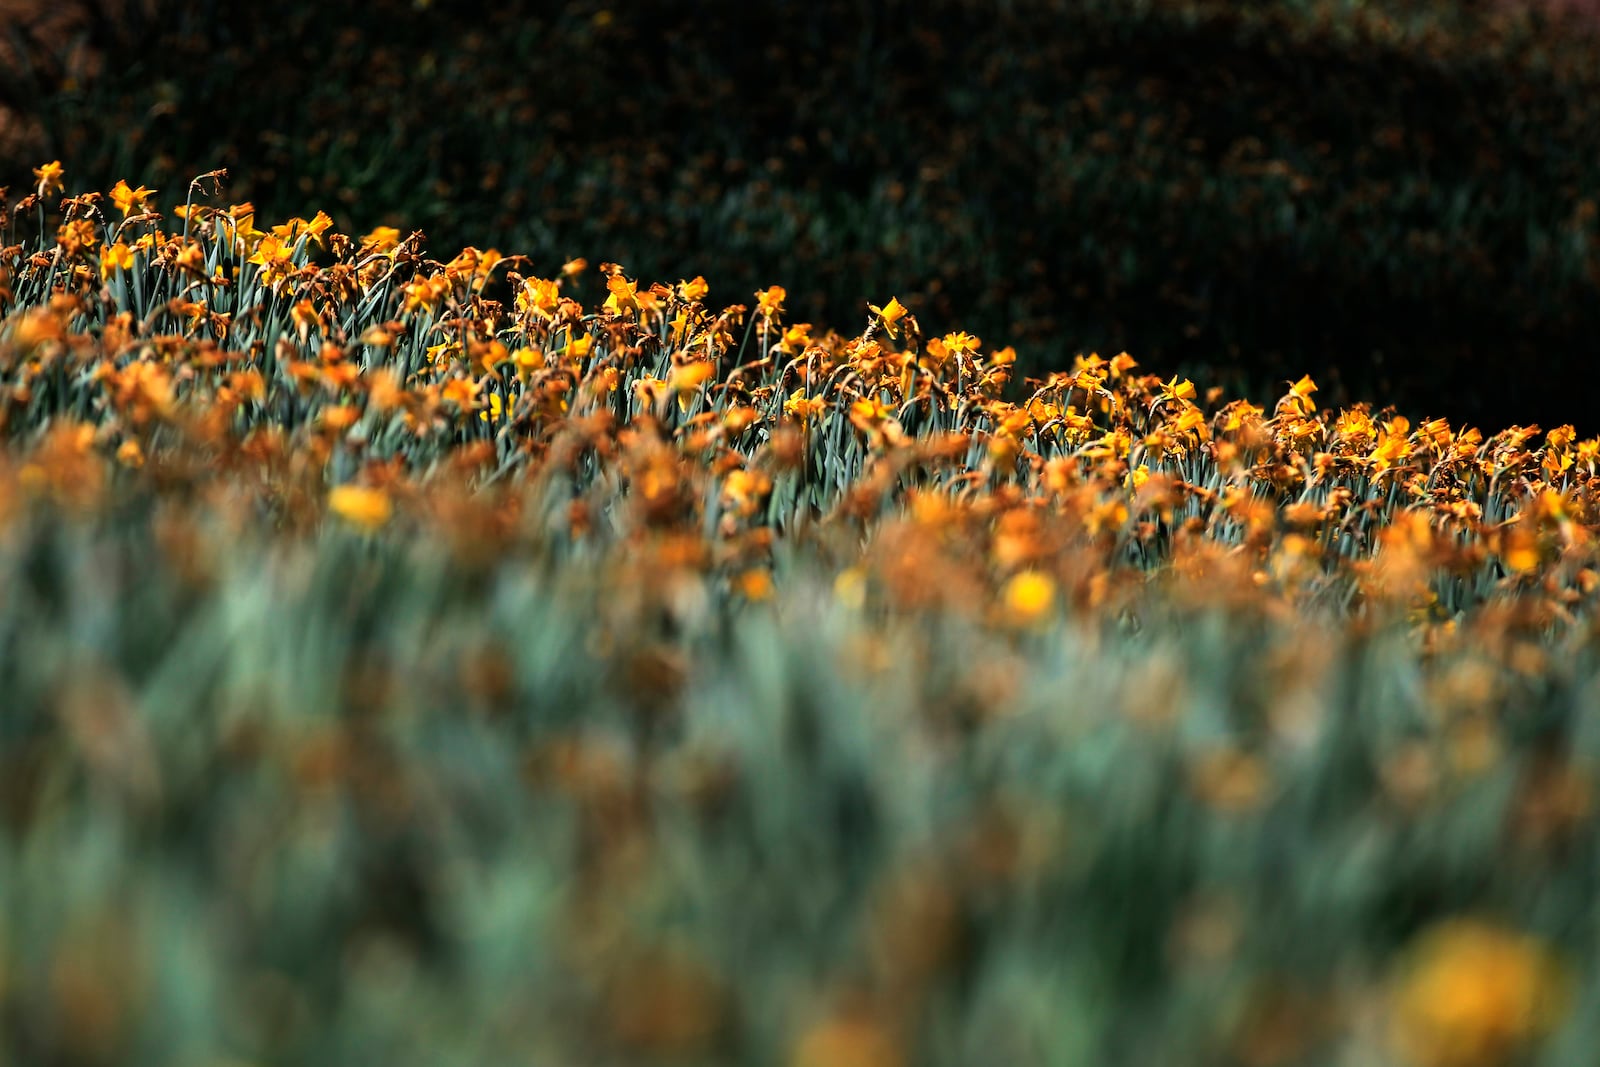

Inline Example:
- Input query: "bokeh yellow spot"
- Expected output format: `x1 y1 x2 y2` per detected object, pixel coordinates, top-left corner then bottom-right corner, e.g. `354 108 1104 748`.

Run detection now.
328 486 393 531
1390 918 1570 1067
1003 569 1056 624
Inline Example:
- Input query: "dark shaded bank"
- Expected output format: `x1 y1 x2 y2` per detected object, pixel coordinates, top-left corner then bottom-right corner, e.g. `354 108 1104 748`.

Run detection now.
9 0 1600 429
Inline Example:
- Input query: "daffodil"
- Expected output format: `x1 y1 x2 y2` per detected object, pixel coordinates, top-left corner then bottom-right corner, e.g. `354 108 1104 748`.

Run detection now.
56 219 98 254
517 277 562 319
604 272 639 315
360 226 402 254
479 391 507 424
33 160 65 197
1159 375 1196 403
109 180 156 218
669 360 715 411
868 296 907 337
1278 374 1318 417
784 389 827 428
565 332 593 362
755 285 786 320
99 242 135 281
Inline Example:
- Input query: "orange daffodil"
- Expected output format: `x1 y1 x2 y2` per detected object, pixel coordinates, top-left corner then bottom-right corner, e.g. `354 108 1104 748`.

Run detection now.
1157 375 1196 405
361 226 403 255
402 272 452 315
1544 425 1577 479
776 322 812 355
668 358 716 411
755 285 786 320
57 219 98 255
604 268 639 315
1279 374 1318 417
444 246 506 294
518 277 563 320
564 331 593 363
847 394 905 447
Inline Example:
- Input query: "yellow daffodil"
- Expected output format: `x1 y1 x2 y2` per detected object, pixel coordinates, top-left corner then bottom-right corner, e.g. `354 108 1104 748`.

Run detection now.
33 160 65 196
1159 375 1196 403
565 332 593 362
479 392 507 424
109 179 156 218
1279 374 1318 417
869 296 907 337
99 242 135 281
785 389 827 428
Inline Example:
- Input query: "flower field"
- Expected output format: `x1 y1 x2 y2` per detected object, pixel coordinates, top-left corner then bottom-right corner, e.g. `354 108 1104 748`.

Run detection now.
2 167 1598 1064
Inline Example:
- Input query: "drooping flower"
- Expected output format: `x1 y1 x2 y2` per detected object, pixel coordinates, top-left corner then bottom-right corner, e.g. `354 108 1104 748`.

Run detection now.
56 219 98 254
